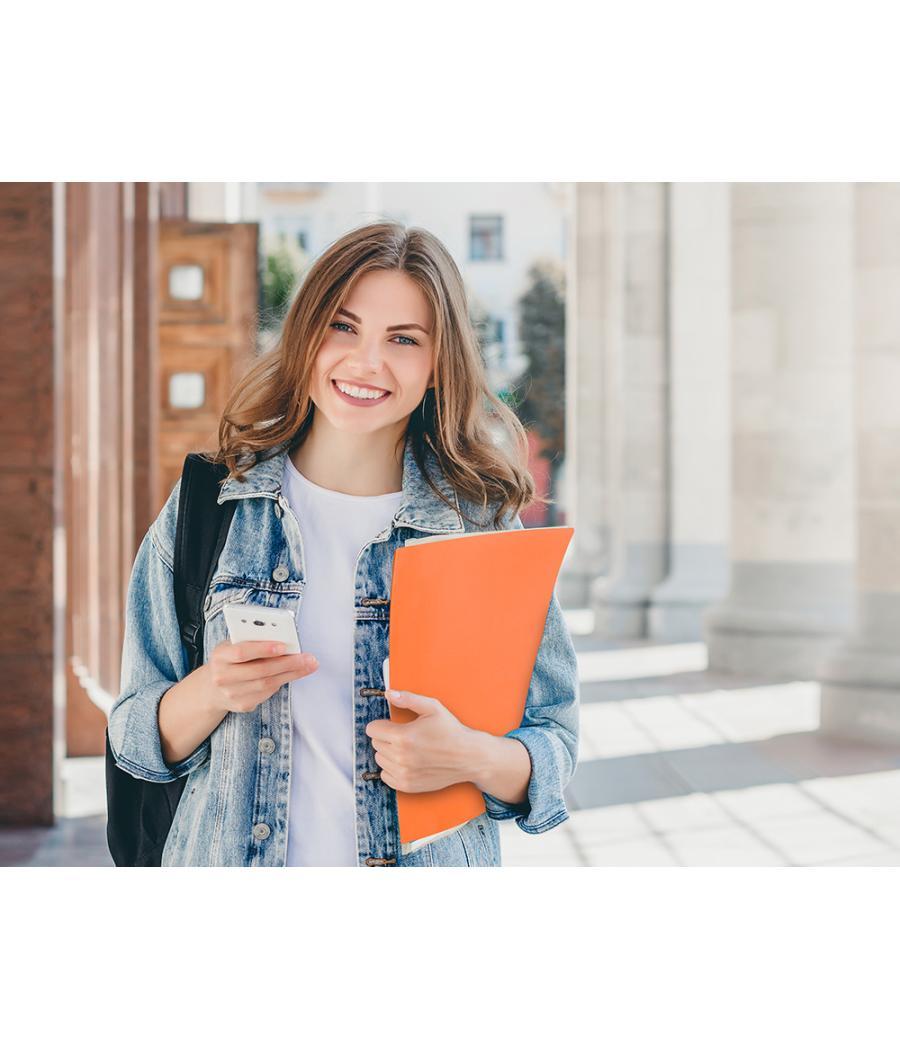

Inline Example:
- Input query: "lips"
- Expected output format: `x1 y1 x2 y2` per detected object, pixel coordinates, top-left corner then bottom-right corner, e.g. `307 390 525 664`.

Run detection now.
332 379 390 394
331 379 392 405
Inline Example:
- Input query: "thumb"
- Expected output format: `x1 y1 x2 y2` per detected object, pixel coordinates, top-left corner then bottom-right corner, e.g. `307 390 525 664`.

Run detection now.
385 689 436 715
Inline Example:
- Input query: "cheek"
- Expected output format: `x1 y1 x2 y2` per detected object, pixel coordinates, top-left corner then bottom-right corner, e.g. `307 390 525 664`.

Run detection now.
303 355 333 406
311 346 339 380
396 355 434 389
395 378 429 405
315 342 337 366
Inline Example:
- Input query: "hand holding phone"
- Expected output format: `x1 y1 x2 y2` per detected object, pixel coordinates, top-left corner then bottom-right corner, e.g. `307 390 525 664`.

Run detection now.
203 602 315 715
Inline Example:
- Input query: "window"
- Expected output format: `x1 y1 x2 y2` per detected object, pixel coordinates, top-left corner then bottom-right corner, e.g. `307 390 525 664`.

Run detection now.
168 264 204 301
168 372 206 410
485 316 505 345
469 215 504 261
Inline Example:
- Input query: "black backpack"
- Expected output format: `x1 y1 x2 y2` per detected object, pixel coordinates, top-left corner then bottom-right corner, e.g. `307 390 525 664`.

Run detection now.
104 452 237 866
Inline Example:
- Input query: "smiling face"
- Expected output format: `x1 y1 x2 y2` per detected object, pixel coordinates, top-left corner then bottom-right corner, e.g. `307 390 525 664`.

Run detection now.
308 268 436 436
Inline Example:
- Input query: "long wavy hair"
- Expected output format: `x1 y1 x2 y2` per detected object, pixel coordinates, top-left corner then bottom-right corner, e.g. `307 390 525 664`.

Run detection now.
207 220 546 528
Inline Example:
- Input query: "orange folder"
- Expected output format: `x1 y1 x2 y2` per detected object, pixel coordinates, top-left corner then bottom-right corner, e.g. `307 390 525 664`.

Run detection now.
387 525 575 844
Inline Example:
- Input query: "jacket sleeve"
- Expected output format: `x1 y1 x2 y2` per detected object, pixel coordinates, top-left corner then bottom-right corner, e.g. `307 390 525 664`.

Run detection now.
107 478 212 783
479 511 580 834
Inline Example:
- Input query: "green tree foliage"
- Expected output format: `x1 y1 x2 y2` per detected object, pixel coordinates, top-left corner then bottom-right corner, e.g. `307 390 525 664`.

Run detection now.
261 240 299 327
515 259 566 521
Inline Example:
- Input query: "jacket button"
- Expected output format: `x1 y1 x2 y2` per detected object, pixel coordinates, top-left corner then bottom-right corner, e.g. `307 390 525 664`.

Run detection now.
272 566 290 582
258 737 276 755
252 823 271 840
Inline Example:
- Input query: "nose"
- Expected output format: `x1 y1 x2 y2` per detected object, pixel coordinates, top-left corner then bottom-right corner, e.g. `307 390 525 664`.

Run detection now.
346 333 384 377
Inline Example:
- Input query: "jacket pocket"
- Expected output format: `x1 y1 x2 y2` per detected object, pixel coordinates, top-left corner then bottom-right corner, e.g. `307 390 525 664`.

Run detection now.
203 581 255 624
476 817 502 866
201 583 255 668
424 817 500 867
458 817 501 866
161 760 211 865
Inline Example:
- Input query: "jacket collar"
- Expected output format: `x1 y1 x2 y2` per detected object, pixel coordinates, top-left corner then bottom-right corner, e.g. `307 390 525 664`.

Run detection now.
216 430 465 535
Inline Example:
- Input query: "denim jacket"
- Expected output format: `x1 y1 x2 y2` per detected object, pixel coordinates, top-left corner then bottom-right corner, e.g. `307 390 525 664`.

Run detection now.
107 431 580 866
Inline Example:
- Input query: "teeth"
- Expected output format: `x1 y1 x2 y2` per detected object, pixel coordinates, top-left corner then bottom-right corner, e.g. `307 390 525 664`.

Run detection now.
335 381 388 400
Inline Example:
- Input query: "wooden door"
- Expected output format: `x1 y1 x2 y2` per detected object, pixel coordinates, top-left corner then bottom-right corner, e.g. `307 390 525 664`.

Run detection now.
156 221 258 508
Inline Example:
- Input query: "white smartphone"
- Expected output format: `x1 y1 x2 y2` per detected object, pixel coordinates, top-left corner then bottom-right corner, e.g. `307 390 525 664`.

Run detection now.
223 602 302 654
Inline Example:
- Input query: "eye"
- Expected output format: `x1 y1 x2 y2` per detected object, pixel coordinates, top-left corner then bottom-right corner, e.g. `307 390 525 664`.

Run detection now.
329 321 419 347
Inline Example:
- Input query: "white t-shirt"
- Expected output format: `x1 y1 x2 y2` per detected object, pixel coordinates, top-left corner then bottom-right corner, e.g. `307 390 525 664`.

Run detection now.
282 454 404 866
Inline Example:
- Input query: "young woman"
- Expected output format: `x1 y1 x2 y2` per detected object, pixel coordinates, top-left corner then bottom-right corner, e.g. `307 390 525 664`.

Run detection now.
108 221 579 866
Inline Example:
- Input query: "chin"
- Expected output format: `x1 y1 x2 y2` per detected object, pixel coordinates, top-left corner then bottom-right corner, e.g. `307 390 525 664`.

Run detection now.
326 411 406 434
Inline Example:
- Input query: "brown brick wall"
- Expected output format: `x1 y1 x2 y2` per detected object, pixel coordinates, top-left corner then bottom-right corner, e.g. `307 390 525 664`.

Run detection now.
0 183 55 825
0 182 186 823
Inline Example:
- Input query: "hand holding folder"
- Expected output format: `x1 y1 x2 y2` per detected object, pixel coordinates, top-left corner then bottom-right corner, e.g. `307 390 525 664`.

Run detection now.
386 524 574 846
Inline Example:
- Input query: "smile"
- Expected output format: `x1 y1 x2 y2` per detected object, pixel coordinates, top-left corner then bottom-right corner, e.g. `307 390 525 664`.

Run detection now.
332 379 392 406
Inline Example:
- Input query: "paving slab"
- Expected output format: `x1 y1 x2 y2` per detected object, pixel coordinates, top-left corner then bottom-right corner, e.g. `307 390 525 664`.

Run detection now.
662 825 787 866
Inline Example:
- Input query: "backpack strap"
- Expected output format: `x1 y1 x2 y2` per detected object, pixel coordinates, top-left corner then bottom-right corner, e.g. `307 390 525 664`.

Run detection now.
173 453 238 672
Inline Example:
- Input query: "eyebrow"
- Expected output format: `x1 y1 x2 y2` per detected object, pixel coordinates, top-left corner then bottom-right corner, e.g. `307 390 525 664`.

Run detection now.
337 307 431 334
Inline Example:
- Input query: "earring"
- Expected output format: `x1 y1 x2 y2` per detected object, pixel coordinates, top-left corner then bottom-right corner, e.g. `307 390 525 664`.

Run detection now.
421 391 436 449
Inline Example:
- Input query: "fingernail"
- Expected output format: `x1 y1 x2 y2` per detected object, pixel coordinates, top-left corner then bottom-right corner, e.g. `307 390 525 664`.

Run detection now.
305 655 318 668
272 643 287 654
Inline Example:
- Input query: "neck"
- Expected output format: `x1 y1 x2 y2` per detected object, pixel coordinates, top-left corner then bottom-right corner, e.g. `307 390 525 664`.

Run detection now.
290 413 406 496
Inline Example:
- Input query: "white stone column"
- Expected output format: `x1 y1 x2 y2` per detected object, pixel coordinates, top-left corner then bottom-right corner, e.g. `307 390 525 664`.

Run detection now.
591 183 670 637
819 184 900 744
649 183 731 640
559 183 622 607
187 183 229 222
187 183 252 222
705 184 856 676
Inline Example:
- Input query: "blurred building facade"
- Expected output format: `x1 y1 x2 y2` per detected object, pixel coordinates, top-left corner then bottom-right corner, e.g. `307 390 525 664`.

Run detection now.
561 183 900 746
189 180 569 397
190 180 570 528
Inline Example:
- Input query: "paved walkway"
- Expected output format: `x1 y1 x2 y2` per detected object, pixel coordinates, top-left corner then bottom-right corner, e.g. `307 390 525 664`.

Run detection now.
3 621 899 867
502 630 900 866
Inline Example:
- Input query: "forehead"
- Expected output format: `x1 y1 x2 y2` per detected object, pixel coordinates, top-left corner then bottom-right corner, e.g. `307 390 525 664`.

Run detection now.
343 269 433 324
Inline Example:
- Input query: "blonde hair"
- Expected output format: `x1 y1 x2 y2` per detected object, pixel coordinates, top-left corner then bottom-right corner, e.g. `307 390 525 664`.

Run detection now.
209 220 545 528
